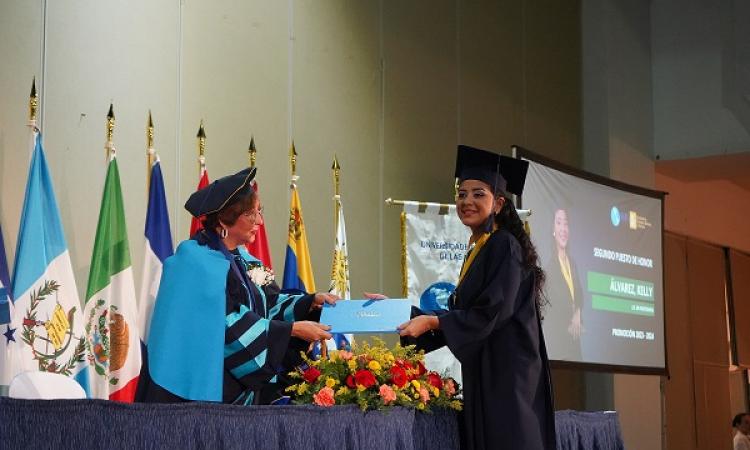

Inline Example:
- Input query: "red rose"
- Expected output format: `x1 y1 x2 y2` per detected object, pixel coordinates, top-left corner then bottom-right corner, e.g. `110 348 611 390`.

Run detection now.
390 366 409 388
303 367 321 384
427 372 442 390
416 361 427 376
346 375 356 389
354 369 377 388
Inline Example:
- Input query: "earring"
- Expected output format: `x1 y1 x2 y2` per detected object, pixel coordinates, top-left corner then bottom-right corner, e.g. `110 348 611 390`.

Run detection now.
220 227 228 239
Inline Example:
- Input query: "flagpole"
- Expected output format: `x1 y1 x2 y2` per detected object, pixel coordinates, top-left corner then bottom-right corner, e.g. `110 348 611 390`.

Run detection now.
146 111 155 191
248 136 256 169
105 103 115 161
332 155 340 229
197 120 206 176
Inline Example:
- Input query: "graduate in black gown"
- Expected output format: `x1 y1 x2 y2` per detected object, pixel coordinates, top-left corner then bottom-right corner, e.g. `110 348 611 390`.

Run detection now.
398 145 556 450
137 167 338 405
543 207 583 361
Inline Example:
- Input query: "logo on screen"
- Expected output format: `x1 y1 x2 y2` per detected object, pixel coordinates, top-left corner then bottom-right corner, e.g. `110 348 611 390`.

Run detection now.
610 207 621 227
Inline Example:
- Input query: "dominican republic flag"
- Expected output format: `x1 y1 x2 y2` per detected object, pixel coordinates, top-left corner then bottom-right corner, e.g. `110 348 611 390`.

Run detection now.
138 158 173 344
328 194 352 351
0 223 10 325
282 177 315 293
83 153 141 401
189 169 209 237
1 132 89 393
245 180 273 269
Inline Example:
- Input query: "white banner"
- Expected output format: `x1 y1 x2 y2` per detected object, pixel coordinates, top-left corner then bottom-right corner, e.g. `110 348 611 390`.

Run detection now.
403 203 468 383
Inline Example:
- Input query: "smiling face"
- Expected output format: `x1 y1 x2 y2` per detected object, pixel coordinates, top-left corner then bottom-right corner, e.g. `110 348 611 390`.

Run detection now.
553 208 569 250
456 179 504 235
223 196 263 249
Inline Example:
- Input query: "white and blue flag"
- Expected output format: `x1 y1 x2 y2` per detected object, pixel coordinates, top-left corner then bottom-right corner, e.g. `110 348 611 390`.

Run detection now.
138 158 174 344
1 132 89 392
0 223 11 325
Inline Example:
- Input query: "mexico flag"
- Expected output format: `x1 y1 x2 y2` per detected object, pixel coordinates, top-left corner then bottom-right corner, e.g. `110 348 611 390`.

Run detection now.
84 154 141 401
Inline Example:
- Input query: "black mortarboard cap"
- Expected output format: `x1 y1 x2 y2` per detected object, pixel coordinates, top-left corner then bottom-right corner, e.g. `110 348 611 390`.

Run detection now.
455 145 529 196
184 167 256 217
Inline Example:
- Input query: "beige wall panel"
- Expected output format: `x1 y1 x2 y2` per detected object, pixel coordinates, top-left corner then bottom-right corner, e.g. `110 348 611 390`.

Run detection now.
730 250 750 367
382 0 458 295
524 0 581 165
291 1 381 293
458 0 523 151
42 0 180 298
693 363 733 450
179 0 289 260
687 239 729 366
0 1 43 268
663 232 697 450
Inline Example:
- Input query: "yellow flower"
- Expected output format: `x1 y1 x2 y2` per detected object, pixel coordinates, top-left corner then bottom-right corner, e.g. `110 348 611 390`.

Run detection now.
297 383 309 395
348 359 357 370
328 351 338 361
431 386 440 397
386 354 395 363
368 360 381 372
325 377 338 389
411 380 420 389
417 402 426 410
336 386 350 397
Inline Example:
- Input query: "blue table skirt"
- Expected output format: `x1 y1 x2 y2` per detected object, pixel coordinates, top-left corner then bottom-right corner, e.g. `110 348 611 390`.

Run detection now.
0 398 623 450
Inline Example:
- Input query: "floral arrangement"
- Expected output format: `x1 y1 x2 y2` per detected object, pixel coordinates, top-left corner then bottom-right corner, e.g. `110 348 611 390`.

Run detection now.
247 262 274 286
286 338 462 412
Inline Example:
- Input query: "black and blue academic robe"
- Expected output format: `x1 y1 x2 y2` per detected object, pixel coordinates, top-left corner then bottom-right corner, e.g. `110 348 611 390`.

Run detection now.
406 230 556 450
137 232 316 404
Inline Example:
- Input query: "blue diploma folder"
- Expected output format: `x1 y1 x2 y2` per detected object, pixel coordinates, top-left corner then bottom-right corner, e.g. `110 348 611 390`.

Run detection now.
320 299 412 334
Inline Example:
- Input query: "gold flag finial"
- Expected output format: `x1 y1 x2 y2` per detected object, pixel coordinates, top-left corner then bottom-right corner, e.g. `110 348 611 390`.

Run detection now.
289 140 297 176
248 135 257 168
29 77 38 124
332 155 341 196
105 103 115 159
146 111 155 189
106 103 115 142
197 120 206 174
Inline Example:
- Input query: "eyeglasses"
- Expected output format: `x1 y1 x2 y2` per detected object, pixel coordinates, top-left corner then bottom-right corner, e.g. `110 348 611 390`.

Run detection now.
242 207 263 220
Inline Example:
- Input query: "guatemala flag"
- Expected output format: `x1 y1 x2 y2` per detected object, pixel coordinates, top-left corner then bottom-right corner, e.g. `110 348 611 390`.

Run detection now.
138 158 173 344
1 132 89 393
282 178 316 293
0 223 11 325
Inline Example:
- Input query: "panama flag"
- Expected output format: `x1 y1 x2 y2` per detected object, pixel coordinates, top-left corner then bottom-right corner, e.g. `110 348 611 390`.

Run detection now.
189 169 209 237
328 195 352 350
245 180 273 269
138 158 173 344
282 178 316 293
83 154 141 401
0 223 11 325
1 132 89 392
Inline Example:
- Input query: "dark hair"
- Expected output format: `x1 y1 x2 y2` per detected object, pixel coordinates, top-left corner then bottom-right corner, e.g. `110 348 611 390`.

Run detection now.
733 413 748 428
494 196 548 315
203 189 257 231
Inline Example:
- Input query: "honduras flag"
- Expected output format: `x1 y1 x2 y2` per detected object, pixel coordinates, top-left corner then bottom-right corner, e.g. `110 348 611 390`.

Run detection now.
138 158 173 344
0 223 11 325
282 178 316 293
1 132 89 392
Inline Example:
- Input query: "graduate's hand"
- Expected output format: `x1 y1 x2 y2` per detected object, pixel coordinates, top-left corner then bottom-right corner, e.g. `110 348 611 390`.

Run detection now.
312 292 340 309
292 321 333 342
363 292 388 300
397 315 439 338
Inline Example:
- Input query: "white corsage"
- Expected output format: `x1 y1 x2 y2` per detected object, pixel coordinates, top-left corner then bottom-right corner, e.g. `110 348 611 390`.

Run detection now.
248 263 275 286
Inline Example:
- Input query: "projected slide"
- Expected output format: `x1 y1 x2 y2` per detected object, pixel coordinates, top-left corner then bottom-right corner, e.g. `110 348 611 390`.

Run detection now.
521 155 664 370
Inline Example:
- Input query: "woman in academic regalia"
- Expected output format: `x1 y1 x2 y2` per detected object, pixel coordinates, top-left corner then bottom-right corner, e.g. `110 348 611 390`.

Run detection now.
543 207 583 361
137 167 338 405
398 145 556 450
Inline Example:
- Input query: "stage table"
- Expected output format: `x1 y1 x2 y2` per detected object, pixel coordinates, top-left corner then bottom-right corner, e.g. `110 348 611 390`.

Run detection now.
0 397 624 449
